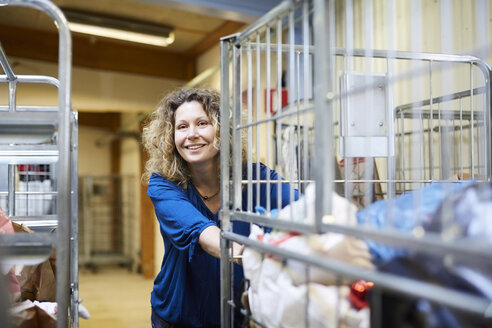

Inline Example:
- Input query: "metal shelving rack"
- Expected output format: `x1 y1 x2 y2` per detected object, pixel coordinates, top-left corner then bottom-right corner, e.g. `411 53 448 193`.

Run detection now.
0 0 78 327
220 0 492 327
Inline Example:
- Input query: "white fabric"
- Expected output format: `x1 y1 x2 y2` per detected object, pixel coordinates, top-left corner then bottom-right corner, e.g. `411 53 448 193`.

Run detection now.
243 188 372 327
245 255 369 328
9 300 91 320
276 183 359 226
33 300 57 316
274 186 374 285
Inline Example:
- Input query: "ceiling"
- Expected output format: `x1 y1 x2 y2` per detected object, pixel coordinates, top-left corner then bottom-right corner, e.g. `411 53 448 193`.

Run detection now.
0 0 281 81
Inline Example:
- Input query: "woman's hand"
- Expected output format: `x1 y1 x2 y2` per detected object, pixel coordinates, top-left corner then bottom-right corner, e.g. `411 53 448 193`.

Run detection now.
232 242 245 265
198 225 244 264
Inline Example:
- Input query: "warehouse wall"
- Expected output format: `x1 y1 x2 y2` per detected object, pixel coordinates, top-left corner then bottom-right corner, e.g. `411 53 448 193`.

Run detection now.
3 57 183 113
78 127 112 176
333 0 492 190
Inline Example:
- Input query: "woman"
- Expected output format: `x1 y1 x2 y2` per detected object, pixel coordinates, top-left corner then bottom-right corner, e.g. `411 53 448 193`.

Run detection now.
142 88 297 328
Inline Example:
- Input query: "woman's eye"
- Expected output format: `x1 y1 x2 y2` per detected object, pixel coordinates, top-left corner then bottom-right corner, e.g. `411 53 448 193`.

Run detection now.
177 125 186 130
198 121 208 126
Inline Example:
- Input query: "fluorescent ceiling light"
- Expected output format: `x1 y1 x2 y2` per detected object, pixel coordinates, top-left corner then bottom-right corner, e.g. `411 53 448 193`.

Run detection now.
63 8 175 47
68 22 175 47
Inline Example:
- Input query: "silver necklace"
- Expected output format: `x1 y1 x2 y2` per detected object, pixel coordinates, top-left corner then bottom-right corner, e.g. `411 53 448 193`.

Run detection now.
198 188 219 201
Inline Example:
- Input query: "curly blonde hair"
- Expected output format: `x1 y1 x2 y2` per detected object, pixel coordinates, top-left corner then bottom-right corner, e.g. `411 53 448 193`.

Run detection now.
142 88 222 188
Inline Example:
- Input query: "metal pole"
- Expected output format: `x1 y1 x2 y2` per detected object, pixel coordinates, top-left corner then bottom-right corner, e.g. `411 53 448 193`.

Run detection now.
220 35 233 328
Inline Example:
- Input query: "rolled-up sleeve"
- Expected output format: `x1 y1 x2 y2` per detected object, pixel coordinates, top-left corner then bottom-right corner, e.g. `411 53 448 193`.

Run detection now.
147 174 216 261
258 163 299 208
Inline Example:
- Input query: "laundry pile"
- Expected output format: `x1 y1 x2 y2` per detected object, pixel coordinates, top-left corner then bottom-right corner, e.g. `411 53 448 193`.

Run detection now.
241 181 492 328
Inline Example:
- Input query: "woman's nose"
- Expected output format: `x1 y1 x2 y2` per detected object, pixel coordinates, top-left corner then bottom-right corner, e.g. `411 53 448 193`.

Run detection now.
187 125 199 138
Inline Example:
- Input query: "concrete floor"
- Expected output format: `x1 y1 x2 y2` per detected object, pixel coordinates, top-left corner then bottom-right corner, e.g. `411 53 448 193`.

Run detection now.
78 266 153 328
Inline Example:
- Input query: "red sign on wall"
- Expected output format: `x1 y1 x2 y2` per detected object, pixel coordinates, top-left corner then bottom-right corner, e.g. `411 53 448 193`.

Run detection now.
264 88 288 114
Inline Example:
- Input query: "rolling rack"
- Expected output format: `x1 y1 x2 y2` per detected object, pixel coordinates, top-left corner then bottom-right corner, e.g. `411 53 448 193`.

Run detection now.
79 174 136 271
0 0 78 327
220 0 492 327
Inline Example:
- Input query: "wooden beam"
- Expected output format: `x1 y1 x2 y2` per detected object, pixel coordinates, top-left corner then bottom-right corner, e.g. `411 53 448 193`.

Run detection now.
139 118 155 278
0 23 195 80
186 20 245 57
109 114 121 252
109 113 121 174
78 112 121 130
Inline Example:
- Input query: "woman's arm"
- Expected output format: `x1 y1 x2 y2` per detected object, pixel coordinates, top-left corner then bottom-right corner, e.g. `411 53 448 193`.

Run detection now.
199 225 243 264
149 175 216 252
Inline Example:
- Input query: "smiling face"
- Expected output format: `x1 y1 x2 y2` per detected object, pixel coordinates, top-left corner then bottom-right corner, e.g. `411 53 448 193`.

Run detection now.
174 100 219 170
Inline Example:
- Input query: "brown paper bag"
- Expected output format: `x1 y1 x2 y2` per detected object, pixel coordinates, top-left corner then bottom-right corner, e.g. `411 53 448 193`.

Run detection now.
13 223 57 302
10 300 57 328
19 260 56 302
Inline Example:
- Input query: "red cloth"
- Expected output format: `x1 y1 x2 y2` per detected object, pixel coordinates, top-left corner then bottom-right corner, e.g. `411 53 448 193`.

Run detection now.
0 207 22 296
0 207 14 234
349 280 374 310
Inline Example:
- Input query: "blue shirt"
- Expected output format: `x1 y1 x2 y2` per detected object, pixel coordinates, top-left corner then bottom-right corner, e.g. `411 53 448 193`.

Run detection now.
148 163 298 327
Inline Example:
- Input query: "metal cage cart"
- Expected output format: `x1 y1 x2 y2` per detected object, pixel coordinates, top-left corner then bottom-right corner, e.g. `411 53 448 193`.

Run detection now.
0 0 78 327
220 0 492 327
79 175 136 271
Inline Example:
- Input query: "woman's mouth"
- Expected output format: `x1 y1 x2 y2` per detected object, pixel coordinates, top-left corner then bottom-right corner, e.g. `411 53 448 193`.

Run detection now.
186 144 204 150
